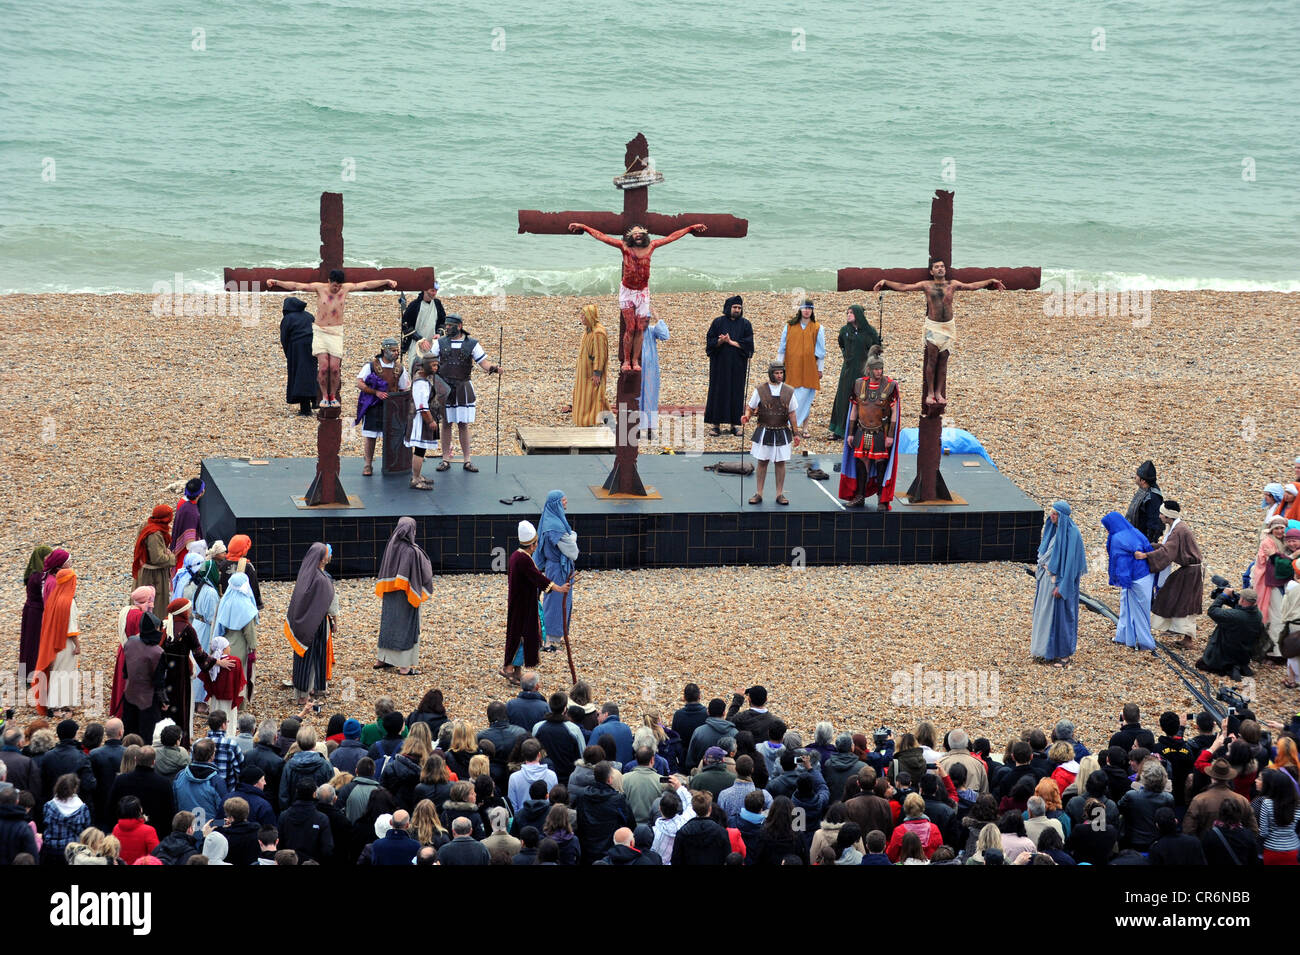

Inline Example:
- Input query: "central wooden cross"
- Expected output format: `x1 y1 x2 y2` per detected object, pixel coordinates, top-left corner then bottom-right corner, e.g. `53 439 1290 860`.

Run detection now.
839 190 1040 503
518 133 749 496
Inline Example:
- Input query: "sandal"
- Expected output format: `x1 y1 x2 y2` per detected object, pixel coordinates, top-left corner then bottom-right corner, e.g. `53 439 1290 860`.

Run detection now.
748 494 762 505
362 464 373 476
463 462 479 472
776 494 790 505
709 427 722 437
373 661 395 670
436 460 451 472
409 478 434 490
398 668 420 676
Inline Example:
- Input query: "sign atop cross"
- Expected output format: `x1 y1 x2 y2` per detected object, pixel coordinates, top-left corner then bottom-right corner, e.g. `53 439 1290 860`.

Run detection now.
224 192 436 291
839 191 1039 504
518 133 750 242
518 133 749 497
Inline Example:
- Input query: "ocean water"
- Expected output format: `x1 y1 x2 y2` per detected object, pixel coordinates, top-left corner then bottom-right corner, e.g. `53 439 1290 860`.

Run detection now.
1 0 1297 294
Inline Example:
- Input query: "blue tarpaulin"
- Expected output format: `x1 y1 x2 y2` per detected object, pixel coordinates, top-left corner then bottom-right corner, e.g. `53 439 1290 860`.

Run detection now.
897 427 998 469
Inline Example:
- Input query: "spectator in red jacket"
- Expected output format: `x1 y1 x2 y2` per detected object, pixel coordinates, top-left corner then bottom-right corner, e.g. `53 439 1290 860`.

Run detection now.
886 793 942 861
111 795 159 863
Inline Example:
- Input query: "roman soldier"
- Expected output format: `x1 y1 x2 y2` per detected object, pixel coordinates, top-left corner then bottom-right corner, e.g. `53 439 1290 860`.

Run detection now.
741 359 801 506
430 314 501 473
355 336 411 477
839 345 901 510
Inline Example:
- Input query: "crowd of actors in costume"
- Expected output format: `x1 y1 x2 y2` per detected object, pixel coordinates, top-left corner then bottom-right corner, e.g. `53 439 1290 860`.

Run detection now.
1028 457 1300 689
276 259 899 509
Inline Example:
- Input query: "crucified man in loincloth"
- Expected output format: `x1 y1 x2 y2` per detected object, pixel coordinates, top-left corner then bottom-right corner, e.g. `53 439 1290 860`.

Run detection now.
268 269 398 407
874 261 1004 415
568 221 706 372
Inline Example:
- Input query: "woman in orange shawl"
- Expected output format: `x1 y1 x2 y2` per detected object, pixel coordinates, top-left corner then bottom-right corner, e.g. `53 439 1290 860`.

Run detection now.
35 568 80 717
133 505 174 608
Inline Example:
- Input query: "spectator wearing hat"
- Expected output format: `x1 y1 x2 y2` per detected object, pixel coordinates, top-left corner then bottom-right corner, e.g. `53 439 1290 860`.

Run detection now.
1196 587 1264 680
1183 758 1258 837
330 718 368 775
691 746 739 799
232 765 277 828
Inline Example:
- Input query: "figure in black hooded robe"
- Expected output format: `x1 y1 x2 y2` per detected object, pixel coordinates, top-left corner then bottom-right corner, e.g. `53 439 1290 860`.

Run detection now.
280 296 320 415
704 295 755 435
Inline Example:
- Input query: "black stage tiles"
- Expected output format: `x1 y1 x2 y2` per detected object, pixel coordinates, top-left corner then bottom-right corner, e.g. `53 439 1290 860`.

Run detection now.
200 453 1043 579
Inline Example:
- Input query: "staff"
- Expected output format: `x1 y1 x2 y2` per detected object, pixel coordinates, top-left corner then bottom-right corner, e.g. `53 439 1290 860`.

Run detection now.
494 326 504 474
561 572 577 683
738 353 752 507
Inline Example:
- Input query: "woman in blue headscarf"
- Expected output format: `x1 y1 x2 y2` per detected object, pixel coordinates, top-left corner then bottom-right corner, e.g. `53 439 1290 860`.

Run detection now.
1101 511 1155 652
534 490 578 653
1030 501 1088 667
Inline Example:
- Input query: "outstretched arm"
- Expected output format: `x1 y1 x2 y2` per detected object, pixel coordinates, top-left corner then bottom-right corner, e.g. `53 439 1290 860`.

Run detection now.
265 279 323 292
650 223 707 248
568 222 624 248
950 278 1006 292
872 279 928 293
344 279 399 292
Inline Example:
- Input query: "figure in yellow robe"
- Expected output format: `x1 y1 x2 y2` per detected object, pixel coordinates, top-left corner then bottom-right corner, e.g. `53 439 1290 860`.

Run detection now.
572 304 610 426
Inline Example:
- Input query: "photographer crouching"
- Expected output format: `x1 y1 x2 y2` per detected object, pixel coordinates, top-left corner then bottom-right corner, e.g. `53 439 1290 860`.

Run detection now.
1195 580 1263 682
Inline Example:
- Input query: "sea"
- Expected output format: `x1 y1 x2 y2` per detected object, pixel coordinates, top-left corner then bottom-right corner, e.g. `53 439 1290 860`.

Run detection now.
1 0 1297 295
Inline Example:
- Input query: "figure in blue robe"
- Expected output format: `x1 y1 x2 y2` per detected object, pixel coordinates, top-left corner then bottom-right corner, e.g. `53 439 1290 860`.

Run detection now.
639 318 670 438
1030 501 1087 664
534 490 578 652
1102 511 1156 652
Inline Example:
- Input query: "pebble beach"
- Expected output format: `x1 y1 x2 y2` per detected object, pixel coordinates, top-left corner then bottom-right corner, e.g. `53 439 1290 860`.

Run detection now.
1 287 1296 749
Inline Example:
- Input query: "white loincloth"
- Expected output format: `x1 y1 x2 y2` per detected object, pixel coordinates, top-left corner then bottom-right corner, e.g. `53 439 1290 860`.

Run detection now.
923 318 955 354
618 284 652 318
311 323 344 358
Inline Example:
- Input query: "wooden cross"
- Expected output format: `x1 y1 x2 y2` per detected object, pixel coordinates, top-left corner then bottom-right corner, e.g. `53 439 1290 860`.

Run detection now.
837 189 1040 292
224 192 436 291
838 190 1040 504
518 133 749 496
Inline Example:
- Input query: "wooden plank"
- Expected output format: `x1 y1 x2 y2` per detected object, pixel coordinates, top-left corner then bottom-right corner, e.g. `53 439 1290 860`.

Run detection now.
516 425 616 455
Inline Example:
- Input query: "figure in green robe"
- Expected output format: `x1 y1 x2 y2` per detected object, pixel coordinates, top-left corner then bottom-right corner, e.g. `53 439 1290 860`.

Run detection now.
829 305 881 438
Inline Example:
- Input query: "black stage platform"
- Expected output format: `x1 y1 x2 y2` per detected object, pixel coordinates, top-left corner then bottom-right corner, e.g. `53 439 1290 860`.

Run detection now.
200 453 1043 579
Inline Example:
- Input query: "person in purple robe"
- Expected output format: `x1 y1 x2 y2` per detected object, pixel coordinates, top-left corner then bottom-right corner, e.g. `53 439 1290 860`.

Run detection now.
19 545 53 683
170 478 204 572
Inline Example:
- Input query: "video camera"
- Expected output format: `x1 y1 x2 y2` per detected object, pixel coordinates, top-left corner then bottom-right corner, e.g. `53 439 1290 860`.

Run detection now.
1210 574 1238 606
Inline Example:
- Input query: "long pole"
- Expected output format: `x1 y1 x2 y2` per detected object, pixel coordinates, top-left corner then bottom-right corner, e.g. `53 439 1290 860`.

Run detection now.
495 325 503 474
397 292 408 354
561 573 576 683
878 290 885 346
738 353 752 508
